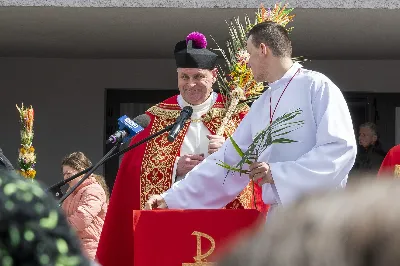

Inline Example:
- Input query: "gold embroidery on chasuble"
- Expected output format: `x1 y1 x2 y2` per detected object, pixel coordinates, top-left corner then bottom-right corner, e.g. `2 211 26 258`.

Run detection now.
139 100 254 209
202 103 249 137
139 104 186 209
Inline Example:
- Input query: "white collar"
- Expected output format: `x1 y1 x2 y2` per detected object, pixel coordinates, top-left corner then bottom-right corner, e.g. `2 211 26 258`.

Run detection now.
177 92 217 113
269 62 303 91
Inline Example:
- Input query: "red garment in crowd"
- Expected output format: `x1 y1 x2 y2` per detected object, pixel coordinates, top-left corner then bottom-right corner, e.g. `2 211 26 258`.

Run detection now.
378 144 400 177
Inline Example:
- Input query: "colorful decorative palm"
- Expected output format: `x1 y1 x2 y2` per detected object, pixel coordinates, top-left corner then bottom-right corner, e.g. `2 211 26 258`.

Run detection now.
211 3 302 135
16 103 37 179
212 3 305 178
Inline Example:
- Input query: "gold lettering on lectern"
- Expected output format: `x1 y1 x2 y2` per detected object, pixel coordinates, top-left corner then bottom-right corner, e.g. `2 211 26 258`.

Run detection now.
182 231 217 266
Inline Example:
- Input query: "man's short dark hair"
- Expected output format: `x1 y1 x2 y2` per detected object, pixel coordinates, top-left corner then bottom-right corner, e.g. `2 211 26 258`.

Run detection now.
247 21 292 58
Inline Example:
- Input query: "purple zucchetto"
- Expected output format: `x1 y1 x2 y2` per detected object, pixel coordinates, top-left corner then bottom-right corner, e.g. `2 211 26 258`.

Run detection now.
174 31 218 69
186 32 207 49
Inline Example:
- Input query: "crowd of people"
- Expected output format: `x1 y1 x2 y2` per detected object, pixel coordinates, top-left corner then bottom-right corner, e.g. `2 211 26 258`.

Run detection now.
1 20 400 266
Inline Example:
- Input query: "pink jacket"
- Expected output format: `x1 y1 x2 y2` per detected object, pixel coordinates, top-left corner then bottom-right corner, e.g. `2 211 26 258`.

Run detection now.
62 176 108 260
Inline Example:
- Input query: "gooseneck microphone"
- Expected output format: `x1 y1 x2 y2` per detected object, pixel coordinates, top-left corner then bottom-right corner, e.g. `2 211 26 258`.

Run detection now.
167 106 193 142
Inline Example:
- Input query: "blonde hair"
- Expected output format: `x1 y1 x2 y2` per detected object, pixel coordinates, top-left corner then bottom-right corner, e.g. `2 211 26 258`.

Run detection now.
61 152 110 202
93 174 110 202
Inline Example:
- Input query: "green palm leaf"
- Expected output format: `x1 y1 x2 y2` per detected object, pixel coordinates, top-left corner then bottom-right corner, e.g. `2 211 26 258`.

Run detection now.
229 135 244 157
216 161 250 174
218 109 305 180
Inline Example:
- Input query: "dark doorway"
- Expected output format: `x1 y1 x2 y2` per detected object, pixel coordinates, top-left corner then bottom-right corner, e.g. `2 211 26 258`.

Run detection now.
104 89 177 192
343 92 400 153
343 93 374 135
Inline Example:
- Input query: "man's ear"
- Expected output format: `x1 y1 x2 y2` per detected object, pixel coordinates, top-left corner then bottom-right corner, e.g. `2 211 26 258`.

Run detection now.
372 135 378 142
211 68 218 78
260 43 270 57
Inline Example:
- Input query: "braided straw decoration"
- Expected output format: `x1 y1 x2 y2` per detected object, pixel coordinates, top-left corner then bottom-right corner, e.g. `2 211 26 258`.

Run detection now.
216 87 246 136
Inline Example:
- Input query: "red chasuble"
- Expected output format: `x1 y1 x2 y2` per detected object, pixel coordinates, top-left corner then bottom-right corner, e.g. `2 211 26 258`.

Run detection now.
96 94 268 266
378 144 400 177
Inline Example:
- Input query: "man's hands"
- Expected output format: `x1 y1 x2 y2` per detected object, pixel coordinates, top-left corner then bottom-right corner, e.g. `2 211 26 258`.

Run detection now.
176 154 204 177
176 135 225 177
249 162 274 185
145 195 168 210
144 163 273 210
207 134 225 154
149 134 227 210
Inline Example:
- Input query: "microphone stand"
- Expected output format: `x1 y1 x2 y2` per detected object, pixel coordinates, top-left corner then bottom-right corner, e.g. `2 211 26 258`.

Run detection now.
58 141 121 205
56 123 175 206
46 166 93 194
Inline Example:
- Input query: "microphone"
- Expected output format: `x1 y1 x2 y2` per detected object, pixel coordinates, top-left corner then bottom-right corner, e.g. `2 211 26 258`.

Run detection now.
106 114 151 144
47 113 150 198
167 106 193 142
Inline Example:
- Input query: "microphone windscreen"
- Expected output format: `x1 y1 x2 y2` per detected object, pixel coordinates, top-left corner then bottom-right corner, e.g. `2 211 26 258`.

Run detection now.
182 106 193 116
133 114 151 128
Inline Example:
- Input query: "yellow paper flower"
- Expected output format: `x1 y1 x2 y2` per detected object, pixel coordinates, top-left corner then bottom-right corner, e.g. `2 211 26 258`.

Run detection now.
26 169 37 179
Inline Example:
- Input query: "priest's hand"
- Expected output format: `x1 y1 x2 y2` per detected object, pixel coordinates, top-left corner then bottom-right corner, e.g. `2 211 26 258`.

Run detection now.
176 154 204 177
145 195 168 210
249 162 274 185
207 134 225 154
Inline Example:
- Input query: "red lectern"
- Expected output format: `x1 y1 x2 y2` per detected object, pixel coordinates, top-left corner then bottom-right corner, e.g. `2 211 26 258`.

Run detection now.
132 209 264 266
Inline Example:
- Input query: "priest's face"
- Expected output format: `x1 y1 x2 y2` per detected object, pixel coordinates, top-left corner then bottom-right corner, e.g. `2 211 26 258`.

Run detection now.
247 35 270 82
177 68 217 105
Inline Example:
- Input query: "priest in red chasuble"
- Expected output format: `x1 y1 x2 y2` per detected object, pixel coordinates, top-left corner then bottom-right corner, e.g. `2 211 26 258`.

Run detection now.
378 144 400 178
96 32 267 266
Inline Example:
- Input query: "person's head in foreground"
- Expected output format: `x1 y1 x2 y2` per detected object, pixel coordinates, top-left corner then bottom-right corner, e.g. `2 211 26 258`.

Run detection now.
175 31 218 105
0 170 91 265
218 176 400 266
246 21 293 83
